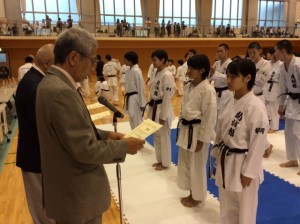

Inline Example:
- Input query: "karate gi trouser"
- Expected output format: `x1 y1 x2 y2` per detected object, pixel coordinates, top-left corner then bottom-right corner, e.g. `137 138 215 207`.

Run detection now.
80 78 90 97
177 143 209 201
153 121 171 168
257 95 272 150
109 85 119 102
219 176 260 224
265 100 279 130
177 80 184 96
127 97 143 129
285 118 300 161
22 171 56 224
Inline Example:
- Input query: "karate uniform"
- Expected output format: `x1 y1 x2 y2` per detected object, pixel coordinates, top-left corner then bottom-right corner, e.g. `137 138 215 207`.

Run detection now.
253 58 271 101
120 64 130 93
103 60 121 102
212 91 269 224
147 67 174 168
147 64 157 84
278 56 300 162
177 79 217 201
176 65 184 96
210 58 233 110
94 80 109 98
124 64 146 129
264 60 283 130
77 77 90 97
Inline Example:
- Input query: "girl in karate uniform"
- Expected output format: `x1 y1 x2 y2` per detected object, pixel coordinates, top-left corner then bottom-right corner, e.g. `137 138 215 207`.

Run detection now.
177 54 217 207
212 59 269 224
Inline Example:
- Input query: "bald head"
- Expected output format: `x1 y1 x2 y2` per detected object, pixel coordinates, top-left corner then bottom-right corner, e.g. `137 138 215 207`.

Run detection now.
35 44 55 73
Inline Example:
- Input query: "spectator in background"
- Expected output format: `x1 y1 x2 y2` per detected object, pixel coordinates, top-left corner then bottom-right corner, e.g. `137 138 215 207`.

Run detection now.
18 55 34 81
95 54 104 81
67 15 73 28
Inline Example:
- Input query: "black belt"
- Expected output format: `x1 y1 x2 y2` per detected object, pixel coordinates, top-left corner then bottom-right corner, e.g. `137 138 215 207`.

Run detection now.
211 141 248 189
255 92 263 96
101 89 109 92
108 75 116 77
176 118 201 149
278 92 300 103
215 86 229 98
142 99 163 121
267 80 278 92
123 91 138 110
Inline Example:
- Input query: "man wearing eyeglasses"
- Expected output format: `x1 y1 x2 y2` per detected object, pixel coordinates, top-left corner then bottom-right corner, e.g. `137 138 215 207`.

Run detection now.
35 27 145 224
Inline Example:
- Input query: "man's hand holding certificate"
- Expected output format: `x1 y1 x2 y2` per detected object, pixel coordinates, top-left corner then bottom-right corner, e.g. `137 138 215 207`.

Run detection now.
124 119 162 140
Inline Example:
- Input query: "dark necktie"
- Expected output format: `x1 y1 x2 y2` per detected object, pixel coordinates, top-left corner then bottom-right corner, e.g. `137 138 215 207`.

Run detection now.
77 89 101 140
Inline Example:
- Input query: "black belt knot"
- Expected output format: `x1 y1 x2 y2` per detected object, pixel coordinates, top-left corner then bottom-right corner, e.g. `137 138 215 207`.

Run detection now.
142 99 163 120
123 91 138 110
176 118 201 149
215 86 229 98
212 141 248 189
278 92 300 103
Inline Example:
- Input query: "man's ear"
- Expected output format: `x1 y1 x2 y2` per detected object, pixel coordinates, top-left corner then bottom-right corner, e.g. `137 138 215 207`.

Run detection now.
68 51 78 66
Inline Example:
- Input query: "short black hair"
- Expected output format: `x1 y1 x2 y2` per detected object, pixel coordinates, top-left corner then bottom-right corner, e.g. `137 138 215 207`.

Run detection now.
188 49 197 55
268 48 275 54
124 51 138 65
177 59 184 66
231 55 242 61
25 56 34 63
187 54 210 79
105 54 111 61
97 54 101 60
226 58 256 90
219 43 229 51
151 49 168 64
247 41 261 50
275 39 293 54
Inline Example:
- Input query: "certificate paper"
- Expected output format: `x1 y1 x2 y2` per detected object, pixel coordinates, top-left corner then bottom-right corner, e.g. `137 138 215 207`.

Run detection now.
87 102 104 110
124 119 162 139
90 111 110 121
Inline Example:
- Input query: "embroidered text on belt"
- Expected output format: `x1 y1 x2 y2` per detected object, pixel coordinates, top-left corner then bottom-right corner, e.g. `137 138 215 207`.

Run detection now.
278 92 300 104
123 91 138 110
215 86 229 98
213 141 248 189
142 99 163 121
176 118 201 149
267 79 278 92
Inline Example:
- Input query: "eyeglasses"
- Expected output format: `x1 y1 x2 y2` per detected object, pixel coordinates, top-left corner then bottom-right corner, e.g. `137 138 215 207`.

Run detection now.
77 52 99 65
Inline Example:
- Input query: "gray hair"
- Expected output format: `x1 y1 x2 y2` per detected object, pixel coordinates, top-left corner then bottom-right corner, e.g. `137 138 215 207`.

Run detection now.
54 27 98 65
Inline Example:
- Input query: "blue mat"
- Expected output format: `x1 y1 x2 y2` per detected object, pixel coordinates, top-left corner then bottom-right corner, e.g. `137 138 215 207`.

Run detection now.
146 118 300 224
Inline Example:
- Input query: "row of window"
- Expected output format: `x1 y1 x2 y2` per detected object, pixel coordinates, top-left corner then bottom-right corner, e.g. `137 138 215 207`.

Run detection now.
22 0 285 28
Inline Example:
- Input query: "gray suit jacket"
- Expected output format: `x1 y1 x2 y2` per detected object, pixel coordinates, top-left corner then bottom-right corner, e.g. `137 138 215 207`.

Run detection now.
36 66 127 223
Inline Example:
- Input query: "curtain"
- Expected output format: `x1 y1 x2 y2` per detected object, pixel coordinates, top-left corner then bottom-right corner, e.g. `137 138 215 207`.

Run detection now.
76 0 81 23
20 0 26 19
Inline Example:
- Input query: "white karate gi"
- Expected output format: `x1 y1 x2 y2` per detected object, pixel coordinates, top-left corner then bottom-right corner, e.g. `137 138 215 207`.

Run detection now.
177 79 217 201
94 80 109 98
147 64 157 85
176 65 184 96
264 60 283 130
124 64 146 129
278 56 300 162
76 77 90 97
103 60 121 102
212 91 269 224
148 67 174 168
120 64 130 92
253 58 271 101
210 58 233 110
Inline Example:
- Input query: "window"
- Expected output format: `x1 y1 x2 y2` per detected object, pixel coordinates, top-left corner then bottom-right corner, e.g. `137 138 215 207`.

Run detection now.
99 0 143 26
158 0 196 26
22 0 78 24
211 0 243 28
258 0 285 28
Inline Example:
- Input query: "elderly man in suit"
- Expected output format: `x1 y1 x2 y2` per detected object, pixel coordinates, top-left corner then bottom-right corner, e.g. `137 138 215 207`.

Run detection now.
36 27 145 224
15 43 55 224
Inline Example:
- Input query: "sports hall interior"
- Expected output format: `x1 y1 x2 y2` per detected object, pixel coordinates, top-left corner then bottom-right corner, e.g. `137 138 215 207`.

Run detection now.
1 0 300 223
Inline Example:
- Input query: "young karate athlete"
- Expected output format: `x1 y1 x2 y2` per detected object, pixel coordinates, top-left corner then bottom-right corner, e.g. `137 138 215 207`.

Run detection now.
177 54 217 207
212 59 269 224
123 51 146 129
146 49 174 171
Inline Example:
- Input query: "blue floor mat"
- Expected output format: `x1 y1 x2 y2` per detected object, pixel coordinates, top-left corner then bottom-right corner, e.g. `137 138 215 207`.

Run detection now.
146 119 300 224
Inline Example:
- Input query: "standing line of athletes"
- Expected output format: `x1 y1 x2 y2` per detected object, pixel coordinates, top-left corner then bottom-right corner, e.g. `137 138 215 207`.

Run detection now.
93 39 299 224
